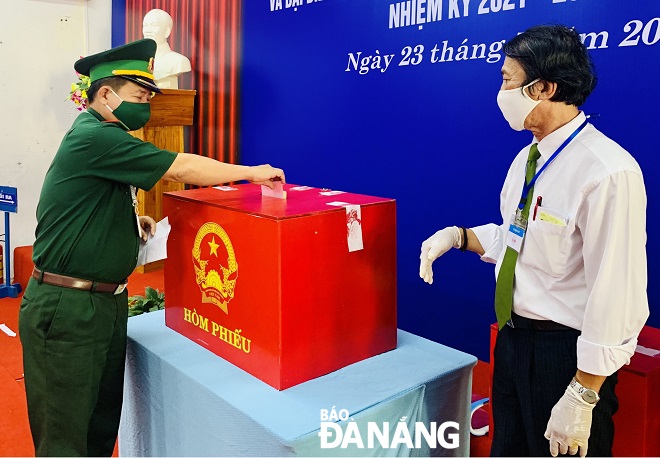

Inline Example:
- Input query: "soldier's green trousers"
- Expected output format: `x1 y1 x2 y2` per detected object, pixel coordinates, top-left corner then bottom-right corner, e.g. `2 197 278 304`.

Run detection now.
19 277 128 457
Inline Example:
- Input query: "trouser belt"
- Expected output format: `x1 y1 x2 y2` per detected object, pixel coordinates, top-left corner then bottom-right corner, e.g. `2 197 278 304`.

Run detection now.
32 267 128 295
506 312 575 331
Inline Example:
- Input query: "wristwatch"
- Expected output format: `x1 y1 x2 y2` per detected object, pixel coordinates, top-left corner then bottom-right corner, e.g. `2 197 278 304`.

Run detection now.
570 377 600 405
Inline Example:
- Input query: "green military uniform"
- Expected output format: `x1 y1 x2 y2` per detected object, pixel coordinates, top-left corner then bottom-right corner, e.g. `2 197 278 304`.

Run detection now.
19 39 177 456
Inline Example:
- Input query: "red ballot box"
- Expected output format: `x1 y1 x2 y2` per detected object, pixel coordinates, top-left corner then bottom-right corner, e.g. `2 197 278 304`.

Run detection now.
163 184 397 390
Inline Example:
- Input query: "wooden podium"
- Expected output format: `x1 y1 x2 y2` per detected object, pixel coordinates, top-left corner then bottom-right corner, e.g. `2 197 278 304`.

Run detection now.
129 88 196 272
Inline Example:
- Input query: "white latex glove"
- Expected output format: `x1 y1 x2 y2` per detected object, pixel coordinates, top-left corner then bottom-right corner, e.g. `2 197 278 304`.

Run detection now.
544 384 596 457
419 226 462 284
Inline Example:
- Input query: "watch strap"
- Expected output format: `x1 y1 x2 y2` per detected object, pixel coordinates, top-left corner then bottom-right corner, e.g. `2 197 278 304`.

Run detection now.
570 377 600 405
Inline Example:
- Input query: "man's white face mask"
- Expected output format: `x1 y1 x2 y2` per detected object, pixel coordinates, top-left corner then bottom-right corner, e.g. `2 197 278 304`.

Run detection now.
496 78 541 131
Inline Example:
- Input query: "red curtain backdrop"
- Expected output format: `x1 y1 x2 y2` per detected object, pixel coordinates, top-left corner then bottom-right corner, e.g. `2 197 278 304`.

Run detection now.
126 0 241 165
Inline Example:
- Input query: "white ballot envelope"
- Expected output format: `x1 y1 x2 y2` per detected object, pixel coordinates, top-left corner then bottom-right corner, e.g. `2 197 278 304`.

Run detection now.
261 181 287 199
137 217 172 266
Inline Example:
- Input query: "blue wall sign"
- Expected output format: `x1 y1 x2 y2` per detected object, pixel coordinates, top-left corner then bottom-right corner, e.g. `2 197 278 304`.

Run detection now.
0 187 17 213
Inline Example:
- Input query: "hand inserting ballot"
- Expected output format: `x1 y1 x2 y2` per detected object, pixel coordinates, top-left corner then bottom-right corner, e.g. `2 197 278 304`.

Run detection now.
249 164 286 189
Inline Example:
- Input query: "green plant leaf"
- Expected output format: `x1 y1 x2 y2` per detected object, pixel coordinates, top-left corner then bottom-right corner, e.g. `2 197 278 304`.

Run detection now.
127 286 165 317
145 287 159 300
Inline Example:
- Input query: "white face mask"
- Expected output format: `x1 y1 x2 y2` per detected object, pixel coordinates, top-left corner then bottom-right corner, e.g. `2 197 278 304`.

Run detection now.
496 79 541 131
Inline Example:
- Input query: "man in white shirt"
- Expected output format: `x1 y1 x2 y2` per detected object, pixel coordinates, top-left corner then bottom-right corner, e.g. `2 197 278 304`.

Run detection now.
419 25 648 457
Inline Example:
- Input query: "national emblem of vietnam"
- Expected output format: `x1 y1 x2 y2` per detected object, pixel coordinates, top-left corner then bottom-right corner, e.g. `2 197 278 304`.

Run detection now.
192 222 238 314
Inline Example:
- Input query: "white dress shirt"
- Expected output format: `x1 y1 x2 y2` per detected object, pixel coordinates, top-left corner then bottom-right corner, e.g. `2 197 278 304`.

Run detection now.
472 112 649 376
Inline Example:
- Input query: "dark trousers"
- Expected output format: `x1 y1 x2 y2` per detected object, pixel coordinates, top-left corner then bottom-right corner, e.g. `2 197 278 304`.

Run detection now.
491 324 618 457
19 278 128 457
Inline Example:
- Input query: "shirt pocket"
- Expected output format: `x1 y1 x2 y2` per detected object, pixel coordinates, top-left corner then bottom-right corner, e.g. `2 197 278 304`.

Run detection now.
521 207 570 277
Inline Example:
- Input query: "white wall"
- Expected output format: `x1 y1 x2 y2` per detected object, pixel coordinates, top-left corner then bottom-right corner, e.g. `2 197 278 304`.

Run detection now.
0 0 111 276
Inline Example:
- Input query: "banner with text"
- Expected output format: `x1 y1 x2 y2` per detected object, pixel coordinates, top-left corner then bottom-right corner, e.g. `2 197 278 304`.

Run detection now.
241 0 659 360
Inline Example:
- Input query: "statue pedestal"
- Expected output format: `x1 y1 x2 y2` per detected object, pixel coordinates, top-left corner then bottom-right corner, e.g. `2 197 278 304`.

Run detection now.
130 88 196 273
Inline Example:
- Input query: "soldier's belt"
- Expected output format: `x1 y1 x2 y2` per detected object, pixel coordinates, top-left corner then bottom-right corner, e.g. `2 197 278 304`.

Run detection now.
32 267 128 295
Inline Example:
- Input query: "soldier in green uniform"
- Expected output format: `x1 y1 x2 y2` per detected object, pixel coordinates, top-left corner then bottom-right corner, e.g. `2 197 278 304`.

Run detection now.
18 39 285 457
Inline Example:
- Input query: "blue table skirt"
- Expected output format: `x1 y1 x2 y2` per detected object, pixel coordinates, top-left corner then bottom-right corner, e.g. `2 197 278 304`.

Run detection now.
119 310 477 457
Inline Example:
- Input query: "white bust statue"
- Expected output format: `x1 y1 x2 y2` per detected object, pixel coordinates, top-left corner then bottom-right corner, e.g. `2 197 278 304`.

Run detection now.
142 9 191 89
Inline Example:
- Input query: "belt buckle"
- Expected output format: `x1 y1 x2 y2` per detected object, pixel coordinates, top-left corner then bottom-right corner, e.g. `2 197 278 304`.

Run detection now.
114 283 128 295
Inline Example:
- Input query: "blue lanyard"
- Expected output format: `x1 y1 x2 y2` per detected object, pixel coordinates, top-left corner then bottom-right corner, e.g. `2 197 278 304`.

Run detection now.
518 119 589 209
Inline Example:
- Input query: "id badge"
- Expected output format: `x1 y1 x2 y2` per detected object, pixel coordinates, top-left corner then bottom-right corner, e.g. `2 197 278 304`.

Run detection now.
135 213 142 237
506 209 527 253
130 185 142 237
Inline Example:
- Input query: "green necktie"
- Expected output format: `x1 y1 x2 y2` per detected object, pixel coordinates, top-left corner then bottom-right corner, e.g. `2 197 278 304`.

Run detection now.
494 144 541 329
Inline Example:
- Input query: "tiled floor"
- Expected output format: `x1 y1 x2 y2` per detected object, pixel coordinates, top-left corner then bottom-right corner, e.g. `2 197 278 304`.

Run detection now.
0 291 30 457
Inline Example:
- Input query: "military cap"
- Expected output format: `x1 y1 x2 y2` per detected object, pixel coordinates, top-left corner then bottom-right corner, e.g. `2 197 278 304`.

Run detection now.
74 39 161 93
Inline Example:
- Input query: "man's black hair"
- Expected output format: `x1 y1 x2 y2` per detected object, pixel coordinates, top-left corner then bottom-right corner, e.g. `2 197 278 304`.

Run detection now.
504 25 597 106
